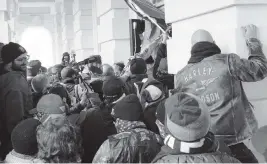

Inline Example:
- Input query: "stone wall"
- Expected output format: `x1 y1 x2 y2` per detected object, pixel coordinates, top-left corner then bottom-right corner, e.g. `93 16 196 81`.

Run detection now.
95 0 131 64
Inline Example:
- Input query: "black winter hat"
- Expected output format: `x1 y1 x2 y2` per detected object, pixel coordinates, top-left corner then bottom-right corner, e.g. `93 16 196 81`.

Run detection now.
130 58 147 74
11 118 41 155
62 52 70 60
113 94 143 121
102 76 124 97
48 83 72 106
1 42 27 65
61 67 77 81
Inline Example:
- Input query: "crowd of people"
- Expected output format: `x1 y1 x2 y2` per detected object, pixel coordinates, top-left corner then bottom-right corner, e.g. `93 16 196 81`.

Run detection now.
0 24 266 163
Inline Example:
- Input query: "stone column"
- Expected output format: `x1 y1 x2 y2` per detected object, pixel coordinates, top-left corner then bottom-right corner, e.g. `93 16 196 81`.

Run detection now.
73 0 94 62
61 0 74 52
54 0 63 63
0 0 10 43
92 0 99 54
165 0 267 162
96 0 131 64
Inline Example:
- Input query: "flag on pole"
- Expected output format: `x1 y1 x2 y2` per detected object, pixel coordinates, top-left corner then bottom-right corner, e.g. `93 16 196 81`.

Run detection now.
124 0 167 33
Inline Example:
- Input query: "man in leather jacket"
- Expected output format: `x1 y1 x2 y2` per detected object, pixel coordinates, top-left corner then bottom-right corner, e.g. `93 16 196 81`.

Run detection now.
174 24 267 163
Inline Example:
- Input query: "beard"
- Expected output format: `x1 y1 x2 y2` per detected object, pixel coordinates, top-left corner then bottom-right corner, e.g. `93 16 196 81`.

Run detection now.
12 62 26 72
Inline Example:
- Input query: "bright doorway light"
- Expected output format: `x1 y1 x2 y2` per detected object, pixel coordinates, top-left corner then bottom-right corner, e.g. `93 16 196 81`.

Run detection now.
20 26 54 68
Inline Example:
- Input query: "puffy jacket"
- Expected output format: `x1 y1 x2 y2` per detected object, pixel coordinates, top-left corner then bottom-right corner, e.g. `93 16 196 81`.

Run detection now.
153 150 240 163
175 38 267 146
93 127 163 163
0 71 33 159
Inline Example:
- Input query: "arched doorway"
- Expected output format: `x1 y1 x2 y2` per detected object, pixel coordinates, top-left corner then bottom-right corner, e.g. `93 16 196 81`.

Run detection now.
20 26 54 68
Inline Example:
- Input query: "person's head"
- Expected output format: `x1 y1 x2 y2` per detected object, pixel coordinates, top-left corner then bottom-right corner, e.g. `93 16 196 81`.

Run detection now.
140 85 163 109
112 94 143 123
191 29 214 47
34 94 69 123
90 79 104 101
61 67 78 84
37 117 82 163
50 64 64 82
113 62 125 76
130 58 147 75
27 60 42 77
31 74 49 93
1 42 28 72
40 66 47 74
102 76 125 104
48 84 72 107
86 55 102 75
62 52 70 65
165 92 210 142
11 118 41 156
102 64 115 76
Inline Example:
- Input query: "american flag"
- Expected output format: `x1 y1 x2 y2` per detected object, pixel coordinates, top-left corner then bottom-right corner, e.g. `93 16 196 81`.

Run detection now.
124 0 167 33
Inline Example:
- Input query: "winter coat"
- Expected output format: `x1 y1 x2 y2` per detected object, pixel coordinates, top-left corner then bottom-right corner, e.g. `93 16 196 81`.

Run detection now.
175 38 267 146
5 150 40 163
0 71 33 159
152 133 240 163
93 124 163 163
140 78 166 134
153 150 240 163
81 107 116 163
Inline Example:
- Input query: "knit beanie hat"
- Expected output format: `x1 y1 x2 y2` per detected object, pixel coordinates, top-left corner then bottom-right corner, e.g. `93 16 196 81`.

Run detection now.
1 42 27 65
48 83 71 106
61 67 77 81
130 58 147 74
166 92 210 142
27 60 42 76
31 74 49 93
114 62 125 72
113 94 143 121
102 76 124 98
11 118 41 155
37 94 68 115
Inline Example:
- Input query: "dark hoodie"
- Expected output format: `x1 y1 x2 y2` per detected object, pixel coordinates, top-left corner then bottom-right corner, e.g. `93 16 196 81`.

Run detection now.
123 74 148 95
0 71 33 159
81 106 116 163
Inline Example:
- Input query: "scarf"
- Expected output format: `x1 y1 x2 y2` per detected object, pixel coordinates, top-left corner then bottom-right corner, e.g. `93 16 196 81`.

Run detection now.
114 118 147 133
188 42 221 64
162 132 218 155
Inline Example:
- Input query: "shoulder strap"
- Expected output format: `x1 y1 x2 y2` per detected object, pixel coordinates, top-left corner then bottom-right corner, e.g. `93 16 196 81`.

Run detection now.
74 85 80 102
134 83 141 100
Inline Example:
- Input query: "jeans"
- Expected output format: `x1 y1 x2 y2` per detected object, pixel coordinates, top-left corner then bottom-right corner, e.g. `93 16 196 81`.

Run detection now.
229 142 258 163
